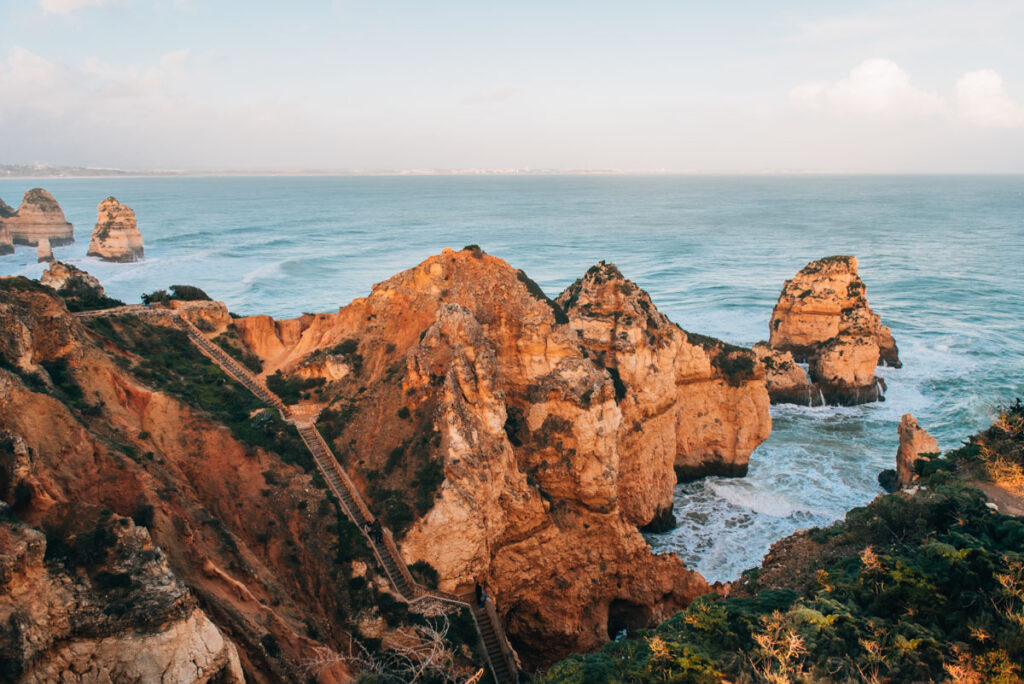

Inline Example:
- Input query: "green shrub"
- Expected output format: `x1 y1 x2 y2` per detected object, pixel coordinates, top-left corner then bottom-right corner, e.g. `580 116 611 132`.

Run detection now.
169 284 211 301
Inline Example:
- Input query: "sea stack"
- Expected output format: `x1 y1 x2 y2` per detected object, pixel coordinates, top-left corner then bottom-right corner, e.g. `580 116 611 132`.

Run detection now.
0 188 74 247
767 256 899 405
87 197 144 262
36 237 53 263
896 414 939 488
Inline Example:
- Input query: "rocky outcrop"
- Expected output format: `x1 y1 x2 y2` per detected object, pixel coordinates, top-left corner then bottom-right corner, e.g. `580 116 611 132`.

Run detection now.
768 256 899 405
232 248 769 663
896 414 939 488
0 505 244 683
753 343 822 406
0 189 74 247
556 261 771 525
40 261 104 295
87 197 144 262
35 238 52 263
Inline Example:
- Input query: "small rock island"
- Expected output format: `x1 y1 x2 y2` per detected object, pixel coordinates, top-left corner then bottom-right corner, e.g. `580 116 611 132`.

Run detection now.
87 197 144 262
0 188 74 247
759 255 900 406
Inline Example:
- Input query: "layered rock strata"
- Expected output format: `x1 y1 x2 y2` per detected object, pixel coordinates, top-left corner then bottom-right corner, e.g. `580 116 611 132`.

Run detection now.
87 197 144 262
234 248 769 663
768 256 899 405
0 189 74 247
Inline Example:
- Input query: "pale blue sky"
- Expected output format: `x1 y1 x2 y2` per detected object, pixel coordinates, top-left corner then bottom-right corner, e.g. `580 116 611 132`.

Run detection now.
2 0 1023 172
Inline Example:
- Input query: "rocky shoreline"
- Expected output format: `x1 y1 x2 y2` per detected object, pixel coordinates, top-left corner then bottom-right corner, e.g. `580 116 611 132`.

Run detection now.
5 245 1004 684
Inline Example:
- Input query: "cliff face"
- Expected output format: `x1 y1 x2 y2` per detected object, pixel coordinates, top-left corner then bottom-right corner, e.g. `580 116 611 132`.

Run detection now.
768 256 899 405
234 248 769 663
0 279 365 682
556 262 770 524
87 197 144 262
0 189 74 247
0 505 244 683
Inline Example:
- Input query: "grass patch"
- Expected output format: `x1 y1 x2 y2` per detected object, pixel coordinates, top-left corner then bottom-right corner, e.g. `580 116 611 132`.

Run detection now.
84 315 309 470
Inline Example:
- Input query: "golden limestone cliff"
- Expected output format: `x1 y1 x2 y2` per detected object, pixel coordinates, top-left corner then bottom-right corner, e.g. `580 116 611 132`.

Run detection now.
766 256 900 406
233 247 770 663
1 248 772 674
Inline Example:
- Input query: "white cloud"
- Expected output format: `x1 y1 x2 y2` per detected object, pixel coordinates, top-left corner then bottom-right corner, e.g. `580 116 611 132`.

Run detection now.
792 59 1024 128
955 70 1024 127
40 0 115 15
790 58 943 121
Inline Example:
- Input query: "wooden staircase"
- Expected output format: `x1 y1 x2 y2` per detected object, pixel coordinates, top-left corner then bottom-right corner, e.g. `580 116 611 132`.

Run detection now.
161 312 517 683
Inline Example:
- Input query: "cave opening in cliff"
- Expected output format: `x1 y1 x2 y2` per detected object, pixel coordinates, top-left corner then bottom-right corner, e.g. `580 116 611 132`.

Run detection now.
606 599 651 641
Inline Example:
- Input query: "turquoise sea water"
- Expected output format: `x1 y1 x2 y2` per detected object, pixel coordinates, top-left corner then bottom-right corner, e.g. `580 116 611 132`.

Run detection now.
2 175 1022 581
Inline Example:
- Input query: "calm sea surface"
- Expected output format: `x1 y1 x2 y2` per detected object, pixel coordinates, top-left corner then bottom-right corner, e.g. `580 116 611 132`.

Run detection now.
2 175 1022 581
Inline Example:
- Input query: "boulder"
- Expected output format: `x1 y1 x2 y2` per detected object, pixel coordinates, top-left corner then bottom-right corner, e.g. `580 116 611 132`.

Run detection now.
1 189 74 247
896 413 939 487
753 342 822 406
87 196 144 262
768 256 899 405
35 238 53 263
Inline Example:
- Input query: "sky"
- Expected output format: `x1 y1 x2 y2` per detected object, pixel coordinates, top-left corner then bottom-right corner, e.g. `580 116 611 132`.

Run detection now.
1 0 1023 173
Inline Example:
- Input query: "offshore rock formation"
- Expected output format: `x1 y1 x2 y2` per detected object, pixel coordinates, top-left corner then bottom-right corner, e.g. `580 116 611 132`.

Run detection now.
768 256 899 405
896 414 939 488
35 238 53 263
235 248 767 663
0 505 244 683
0 189 74 247
87 197 144 262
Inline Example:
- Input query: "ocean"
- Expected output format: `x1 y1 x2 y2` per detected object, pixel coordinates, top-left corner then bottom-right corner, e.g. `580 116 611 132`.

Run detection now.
2 174 1022 582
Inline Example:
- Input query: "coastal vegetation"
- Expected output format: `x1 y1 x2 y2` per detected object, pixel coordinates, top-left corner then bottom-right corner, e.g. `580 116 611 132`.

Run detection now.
83 315 308 470
541 406 1024 683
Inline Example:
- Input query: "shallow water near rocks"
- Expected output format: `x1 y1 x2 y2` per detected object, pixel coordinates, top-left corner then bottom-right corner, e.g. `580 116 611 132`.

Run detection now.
2 174 1022 582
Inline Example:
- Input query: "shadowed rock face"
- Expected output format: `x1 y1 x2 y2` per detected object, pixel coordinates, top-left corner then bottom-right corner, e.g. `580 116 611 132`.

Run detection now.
0 189 74 247
233 248 770 664
767 256 899 406
87 197 144 262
